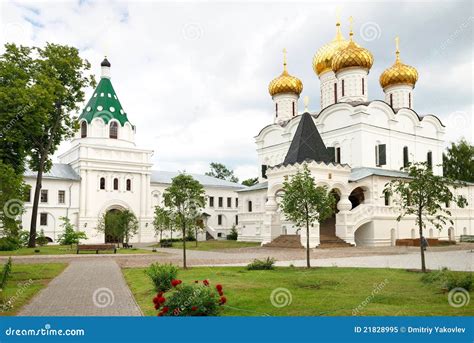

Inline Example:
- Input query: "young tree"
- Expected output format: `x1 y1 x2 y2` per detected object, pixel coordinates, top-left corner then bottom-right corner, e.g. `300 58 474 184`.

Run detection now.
192 217 205 247
205 162 239 183
120 210 139 246
97 211 123 244
443 139 474 183
24 43 95 247
153 206 172 242
242 177 258 187
163 174 205 268
384 162 468 272
280 164 335 268
57 217 87 247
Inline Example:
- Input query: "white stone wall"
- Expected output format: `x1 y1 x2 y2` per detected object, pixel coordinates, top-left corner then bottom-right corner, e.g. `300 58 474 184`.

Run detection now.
273 93 299 123
384 84 414 109
319 71 337 109
336 68 369 103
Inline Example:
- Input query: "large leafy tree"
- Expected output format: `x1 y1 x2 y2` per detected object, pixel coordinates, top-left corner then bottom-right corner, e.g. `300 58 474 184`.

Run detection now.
443 139 474 183
384 162 468 272
163 173 205 268
205 162 239 183
97 210 138 246
280 164 335 268
22 43 95 247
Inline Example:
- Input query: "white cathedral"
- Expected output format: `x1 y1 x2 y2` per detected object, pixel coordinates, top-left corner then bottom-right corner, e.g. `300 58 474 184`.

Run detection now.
21 20 473 247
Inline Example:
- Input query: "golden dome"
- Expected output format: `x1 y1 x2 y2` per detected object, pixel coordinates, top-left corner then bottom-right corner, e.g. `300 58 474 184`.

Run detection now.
312 22 348 76
268 49 303 96
379 37 418 89
331 30 374 73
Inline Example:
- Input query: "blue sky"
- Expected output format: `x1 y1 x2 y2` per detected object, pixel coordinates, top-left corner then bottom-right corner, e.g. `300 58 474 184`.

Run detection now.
1 0 472 180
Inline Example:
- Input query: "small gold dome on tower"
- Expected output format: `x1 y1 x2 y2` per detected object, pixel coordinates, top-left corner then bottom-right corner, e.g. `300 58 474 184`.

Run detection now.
268 49 303 97
331 17 374 73
312 21 348 76
380 37 418 89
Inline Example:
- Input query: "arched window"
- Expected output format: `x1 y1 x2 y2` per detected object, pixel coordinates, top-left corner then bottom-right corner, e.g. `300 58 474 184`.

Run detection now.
126 179 131 191
389 93 393 107
427 151 433 170
113 178 119 190
362 78 365 95
109 122 118 139
81 121 87 138
292 102 295 116
334 83 337 103
341 79 345 97
100 177 106 190
275 103 278 118
384 191 390 206
403 146 409 168
408 93 412 108
248 201 253 213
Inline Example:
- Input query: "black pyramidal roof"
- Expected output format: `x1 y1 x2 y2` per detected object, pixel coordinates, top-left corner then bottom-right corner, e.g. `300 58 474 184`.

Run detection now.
283 112 330 165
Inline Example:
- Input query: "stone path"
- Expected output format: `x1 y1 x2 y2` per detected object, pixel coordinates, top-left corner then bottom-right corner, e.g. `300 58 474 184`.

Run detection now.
18 259 142 316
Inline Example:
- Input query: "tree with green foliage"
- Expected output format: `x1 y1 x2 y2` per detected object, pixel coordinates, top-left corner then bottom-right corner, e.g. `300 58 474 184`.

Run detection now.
384 162 468 272
205 162 239 183
280 164 335 268
443 139 474 183
242 177 258 187
97 210 138 246
163 174 205 268
36 229 48 246
120 210 139 245
7 43 95 248
153 206 173 242
57 217 87 247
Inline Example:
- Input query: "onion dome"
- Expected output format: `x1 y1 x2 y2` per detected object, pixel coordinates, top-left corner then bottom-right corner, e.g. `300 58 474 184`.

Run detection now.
101 57 111 67
268 49 303 97
312 21 348 76
379 37 418 89
79 58 130 126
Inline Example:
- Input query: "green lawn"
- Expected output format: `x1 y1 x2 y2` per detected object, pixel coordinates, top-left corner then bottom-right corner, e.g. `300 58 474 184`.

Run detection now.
0 245 153 256
153 240 260 251
0 263 67 315
123 266 474 316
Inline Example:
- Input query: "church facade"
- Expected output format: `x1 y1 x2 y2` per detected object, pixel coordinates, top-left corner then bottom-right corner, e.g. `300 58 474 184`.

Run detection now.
236 21 474 247
21 58 244 244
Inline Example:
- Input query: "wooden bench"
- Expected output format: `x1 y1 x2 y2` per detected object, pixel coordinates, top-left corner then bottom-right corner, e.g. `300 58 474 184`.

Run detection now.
160 241 172 248
460 235 474 243
77 244 117 254
122 242 133 249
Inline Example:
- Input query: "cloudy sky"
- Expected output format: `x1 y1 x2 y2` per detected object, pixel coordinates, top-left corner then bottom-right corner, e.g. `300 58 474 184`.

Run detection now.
1 0 472 180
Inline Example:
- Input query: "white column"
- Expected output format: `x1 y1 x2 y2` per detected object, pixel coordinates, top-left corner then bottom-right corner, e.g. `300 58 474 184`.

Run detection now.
273 93 299 123
319 71 337 109
336 68 369 103
384 84 414 109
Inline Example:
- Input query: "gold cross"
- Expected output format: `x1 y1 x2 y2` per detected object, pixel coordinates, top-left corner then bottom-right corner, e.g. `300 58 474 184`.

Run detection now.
283 48 287 70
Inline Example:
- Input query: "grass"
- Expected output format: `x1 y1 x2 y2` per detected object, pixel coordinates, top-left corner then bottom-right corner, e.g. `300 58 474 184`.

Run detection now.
152 240 260 251
0 245 153 256
123 266 474 316
0 263 67 316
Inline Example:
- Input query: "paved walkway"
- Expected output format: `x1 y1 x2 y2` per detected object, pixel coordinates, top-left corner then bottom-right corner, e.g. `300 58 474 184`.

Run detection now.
18 259 142 316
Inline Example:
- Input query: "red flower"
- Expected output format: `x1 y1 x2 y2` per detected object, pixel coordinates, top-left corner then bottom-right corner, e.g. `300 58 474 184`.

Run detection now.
157 312 163 317
154 303 161 310
162 306 169 313
191 306 198 311
158 296 166 304
153 296 160 305
219 296 227 305
203 280 209 286
216 284 223 292
218 290 223 296
171 279 182 287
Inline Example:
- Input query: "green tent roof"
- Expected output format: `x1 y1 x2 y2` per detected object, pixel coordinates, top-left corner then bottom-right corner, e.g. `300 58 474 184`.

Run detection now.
79 74 131 126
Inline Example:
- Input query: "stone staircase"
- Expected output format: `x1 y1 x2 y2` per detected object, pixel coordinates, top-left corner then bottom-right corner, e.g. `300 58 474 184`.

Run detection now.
318 216 354 249
263 235 303 249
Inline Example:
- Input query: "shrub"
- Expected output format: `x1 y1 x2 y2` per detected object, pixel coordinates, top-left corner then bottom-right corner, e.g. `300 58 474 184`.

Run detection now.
36 229 48 246
0 237 19 251
246 257 276 270
0 257 12 290
420 268 473 291
18 230 30 248
153 279 226 316
57 217 87 246
226 226 238 240
145 263 178 292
